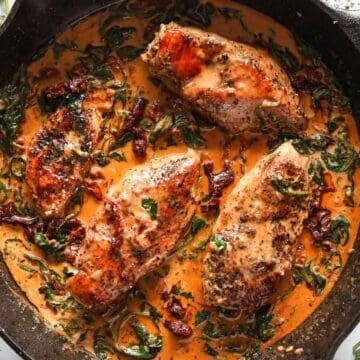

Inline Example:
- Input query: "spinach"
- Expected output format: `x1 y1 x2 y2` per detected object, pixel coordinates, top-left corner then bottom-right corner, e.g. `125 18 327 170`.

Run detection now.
293 33 320 66
94 332 114 360
149 115 173 146
115 321 162 359
24 252 78 311
217 7 249 33
173 112 205 149
330 215 350 245
308 159 325 185
170 285 194 299
321 252 342 273
116 46 145 61
92 67 114 82
293 260 327 296
271 178 310 196
104 26 136 48
211 236 227 254
53 40 77 60
109 151 127 162
139 302 162 328
190 216 206 236
268 133 333 155
255 306 275 342
321 138 357 173
141 198 157 220
204 343 218 356
95 151 111 167
9 156 26 180
0 66 27 156
195 310 211 326
0 182 10 203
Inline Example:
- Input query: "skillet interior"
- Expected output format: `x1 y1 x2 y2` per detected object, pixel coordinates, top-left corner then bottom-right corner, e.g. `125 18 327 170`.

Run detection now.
0 1 359 359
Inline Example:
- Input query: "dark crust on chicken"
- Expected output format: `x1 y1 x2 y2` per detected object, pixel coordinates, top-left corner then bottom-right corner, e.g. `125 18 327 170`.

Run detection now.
26 107 101 219
204 143 310 311
66 151 200 310
142 22 306 136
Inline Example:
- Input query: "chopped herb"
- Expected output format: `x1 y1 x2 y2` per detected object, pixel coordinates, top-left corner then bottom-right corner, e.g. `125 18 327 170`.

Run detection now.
141 198 157 221
330 215 350 245
271 177 310 196
195 310 211 326
211 236 227 254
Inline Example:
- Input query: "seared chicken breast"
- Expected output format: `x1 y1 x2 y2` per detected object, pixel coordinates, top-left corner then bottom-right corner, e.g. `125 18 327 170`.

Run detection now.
204 143 310 311
142 23 306 135
26 107 102 218
66 151 200 309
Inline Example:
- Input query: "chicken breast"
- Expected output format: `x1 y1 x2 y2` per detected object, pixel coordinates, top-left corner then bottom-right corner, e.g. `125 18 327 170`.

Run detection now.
204 143 310 311
142 22 306 135
26 106 102 218
66 151 200 309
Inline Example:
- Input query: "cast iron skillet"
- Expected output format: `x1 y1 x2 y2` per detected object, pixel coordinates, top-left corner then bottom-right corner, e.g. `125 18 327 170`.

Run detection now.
0 1 359 359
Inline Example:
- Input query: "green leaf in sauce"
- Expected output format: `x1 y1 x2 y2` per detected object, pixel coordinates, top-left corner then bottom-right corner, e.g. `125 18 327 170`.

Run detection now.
195 310 212 326
330 215 350 245
115 321 162 359
170 284 194 299
104 26 136 48
203 343 219 356
255 305 275 342
190 216 206 236
292 259 327 296
141 198 158 220
149 114 173 146
116 45 145 61
9 156 26 180
53 40 77 60
271 178 310 196
0 66 27 156
308 159 325 186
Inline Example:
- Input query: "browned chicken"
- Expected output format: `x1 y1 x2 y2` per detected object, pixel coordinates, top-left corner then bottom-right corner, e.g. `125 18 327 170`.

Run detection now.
142 22 306 135
204 143 311 311
66 151 200 309
26 106 102 218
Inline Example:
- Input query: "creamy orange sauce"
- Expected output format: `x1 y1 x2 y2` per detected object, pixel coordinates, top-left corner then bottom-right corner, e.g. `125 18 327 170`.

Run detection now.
0 1 359 359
